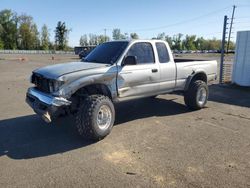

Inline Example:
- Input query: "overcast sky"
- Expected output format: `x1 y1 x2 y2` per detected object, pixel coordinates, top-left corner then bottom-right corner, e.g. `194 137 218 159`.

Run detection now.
1 0 250 46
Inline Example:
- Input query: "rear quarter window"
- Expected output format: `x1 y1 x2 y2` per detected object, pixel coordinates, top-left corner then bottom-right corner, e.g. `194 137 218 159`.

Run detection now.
156 42 170 63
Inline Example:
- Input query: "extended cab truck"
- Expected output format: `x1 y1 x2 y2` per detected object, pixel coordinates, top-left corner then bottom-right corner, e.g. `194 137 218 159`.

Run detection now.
26 40 217 140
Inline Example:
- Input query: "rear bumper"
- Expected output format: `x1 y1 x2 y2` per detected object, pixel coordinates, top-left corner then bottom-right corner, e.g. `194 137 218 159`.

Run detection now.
26 87 71 122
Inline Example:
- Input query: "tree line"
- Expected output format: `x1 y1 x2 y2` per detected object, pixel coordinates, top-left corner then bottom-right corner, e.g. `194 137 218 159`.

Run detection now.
153 32 235 51
79 29 139 46
79 29 140 46
0 9 70 50
80 29 234 51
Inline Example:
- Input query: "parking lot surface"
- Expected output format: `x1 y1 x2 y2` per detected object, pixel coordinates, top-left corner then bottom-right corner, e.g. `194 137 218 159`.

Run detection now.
0 54 250 188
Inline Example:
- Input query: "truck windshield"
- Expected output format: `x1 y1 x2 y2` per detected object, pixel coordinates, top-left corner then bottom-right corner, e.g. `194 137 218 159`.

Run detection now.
83 41 129 64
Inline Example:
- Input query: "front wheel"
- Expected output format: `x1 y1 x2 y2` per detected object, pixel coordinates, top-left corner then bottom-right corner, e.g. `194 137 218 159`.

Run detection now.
75 95 115 140
184 80 208 110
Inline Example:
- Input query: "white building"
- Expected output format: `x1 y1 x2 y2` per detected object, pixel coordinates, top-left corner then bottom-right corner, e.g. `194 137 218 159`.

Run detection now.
232 31 250 86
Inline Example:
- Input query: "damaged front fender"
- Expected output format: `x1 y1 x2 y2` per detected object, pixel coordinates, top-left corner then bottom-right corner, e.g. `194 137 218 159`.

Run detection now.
54 65 118 99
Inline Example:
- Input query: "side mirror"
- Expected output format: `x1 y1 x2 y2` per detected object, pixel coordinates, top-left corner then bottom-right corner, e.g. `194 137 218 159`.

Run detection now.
122 56 137 66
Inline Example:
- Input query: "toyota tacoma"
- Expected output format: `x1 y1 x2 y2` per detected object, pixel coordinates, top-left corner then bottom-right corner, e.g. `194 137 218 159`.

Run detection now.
26 40 217 140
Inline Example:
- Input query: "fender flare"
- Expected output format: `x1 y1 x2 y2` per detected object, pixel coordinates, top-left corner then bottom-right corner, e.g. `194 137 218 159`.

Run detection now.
184 70 207 91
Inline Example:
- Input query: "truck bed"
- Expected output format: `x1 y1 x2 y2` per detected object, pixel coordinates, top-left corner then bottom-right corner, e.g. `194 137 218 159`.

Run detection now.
174 59 218 91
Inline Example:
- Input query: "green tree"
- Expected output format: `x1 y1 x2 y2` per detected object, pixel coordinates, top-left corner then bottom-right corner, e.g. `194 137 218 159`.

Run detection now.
130 33 139 39
0 38 4 49
165 35 173 49
156 32 165 40
48 41 55 50
154 33 173 48
227 41 235 51
54 21 70 50
0 9 18 49
79 34 88 46
195 37 206 50
18 22 31 49
80 34 110 46
205 38 221 50
183 35 196 50
41 24 50 50
112 29 120 40
112 28 126 40
18 14 40 50
104 35 110 42
0 23 3 49
32 23 40 49
97 35 109 44
88 34 98 45
172 33 183 50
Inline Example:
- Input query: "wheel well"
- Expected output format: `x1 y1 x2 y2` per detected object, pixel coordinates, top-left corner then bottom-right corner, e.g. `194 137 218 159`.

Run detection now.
185 72 207 91
68 84 112 113
74 84 112 99
191 72 207 83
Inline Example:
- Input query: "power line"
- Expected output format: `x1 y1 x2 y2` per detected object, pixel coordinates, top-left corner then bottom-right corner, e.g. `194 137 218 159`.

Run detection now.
126 6 231 32
234 21 250 24
237 4 250 7
235 16 250 19
78 6 238 40
199 32 222 36
185 20 222 28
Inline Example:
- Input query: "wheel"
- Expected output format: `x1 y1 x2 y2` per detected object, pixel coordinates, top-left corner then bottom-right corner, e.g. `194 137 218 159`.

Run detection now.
184 80 208 110
75 95 115 140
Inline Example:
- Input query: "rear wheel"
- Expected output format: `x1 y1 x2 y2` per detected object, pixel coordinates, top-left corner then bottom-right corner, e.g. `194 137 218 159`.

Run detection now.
184 80 208 110
75 95 115 140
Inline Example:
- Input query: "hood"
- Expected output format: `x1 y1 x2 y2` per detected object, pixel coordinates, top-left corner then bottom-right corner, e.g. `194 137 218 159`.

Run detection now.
33 61 109 79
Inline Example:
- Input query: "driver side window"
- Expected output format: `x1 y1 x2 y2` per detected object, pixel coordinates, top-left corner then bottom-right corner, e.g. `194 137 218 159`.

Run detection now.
127 42 155 64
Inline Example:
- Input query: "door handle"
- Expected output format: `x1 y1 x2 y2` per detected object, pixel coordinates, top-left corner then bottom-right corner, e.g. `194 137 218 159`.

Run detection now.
152 69 158 73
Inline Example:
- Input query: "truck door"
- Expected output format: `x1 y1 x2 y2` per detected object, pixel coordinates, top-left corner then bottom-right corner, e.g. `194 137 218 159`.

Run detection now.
155 42 176 92
117 42 160 98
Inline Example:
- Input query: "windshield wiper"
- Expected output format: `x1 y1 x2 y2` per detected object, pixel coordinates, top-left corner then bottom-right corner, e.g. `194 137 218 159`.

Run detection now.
84 59 99 63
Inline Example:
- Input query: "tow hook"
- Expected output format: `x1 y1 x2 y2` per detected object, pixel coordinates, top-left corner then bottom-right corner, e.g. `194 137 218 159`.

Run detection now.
42 111 52 123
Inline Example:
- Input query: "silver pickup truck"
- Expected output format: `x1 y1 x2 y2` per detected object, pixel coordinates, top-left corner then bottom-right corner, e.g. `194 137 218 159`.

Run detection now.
26 40 217 140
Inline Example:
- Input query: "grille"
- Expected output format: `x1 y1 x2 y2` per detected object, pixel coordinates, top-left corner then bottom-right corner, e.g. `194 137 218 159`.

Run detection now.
32 73 50 93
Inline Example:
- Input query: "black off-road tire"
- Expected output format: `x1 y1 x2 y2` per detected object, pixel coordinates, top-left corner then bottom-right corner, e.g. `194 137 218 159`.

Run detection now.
184 80 208 110
75 95 115 140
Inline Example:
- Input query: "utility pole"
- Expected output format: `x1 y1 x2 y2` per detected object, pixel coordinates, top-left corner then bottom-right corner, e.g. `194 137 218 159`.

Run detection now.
227 5 236 53
220 15 228 84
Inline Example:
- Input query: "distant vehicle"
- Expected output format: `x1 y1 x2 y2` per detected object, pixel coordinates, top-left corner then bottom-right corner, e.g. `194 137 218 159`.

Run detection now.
173 50 179 54
226 50 235 54
78 47 95 59
74 45 96 55
26 40 217 140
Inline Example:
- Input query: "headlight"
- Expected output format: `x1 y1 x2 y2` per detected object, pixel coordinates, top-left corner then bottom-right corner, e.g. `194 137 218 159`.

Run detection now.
53 80 64 91
49 80 64 92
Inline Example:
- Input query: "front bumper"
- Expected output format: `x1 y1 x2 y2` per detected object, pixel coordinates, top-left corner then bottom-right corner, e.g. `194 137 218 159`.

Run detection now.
26 87 71 122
